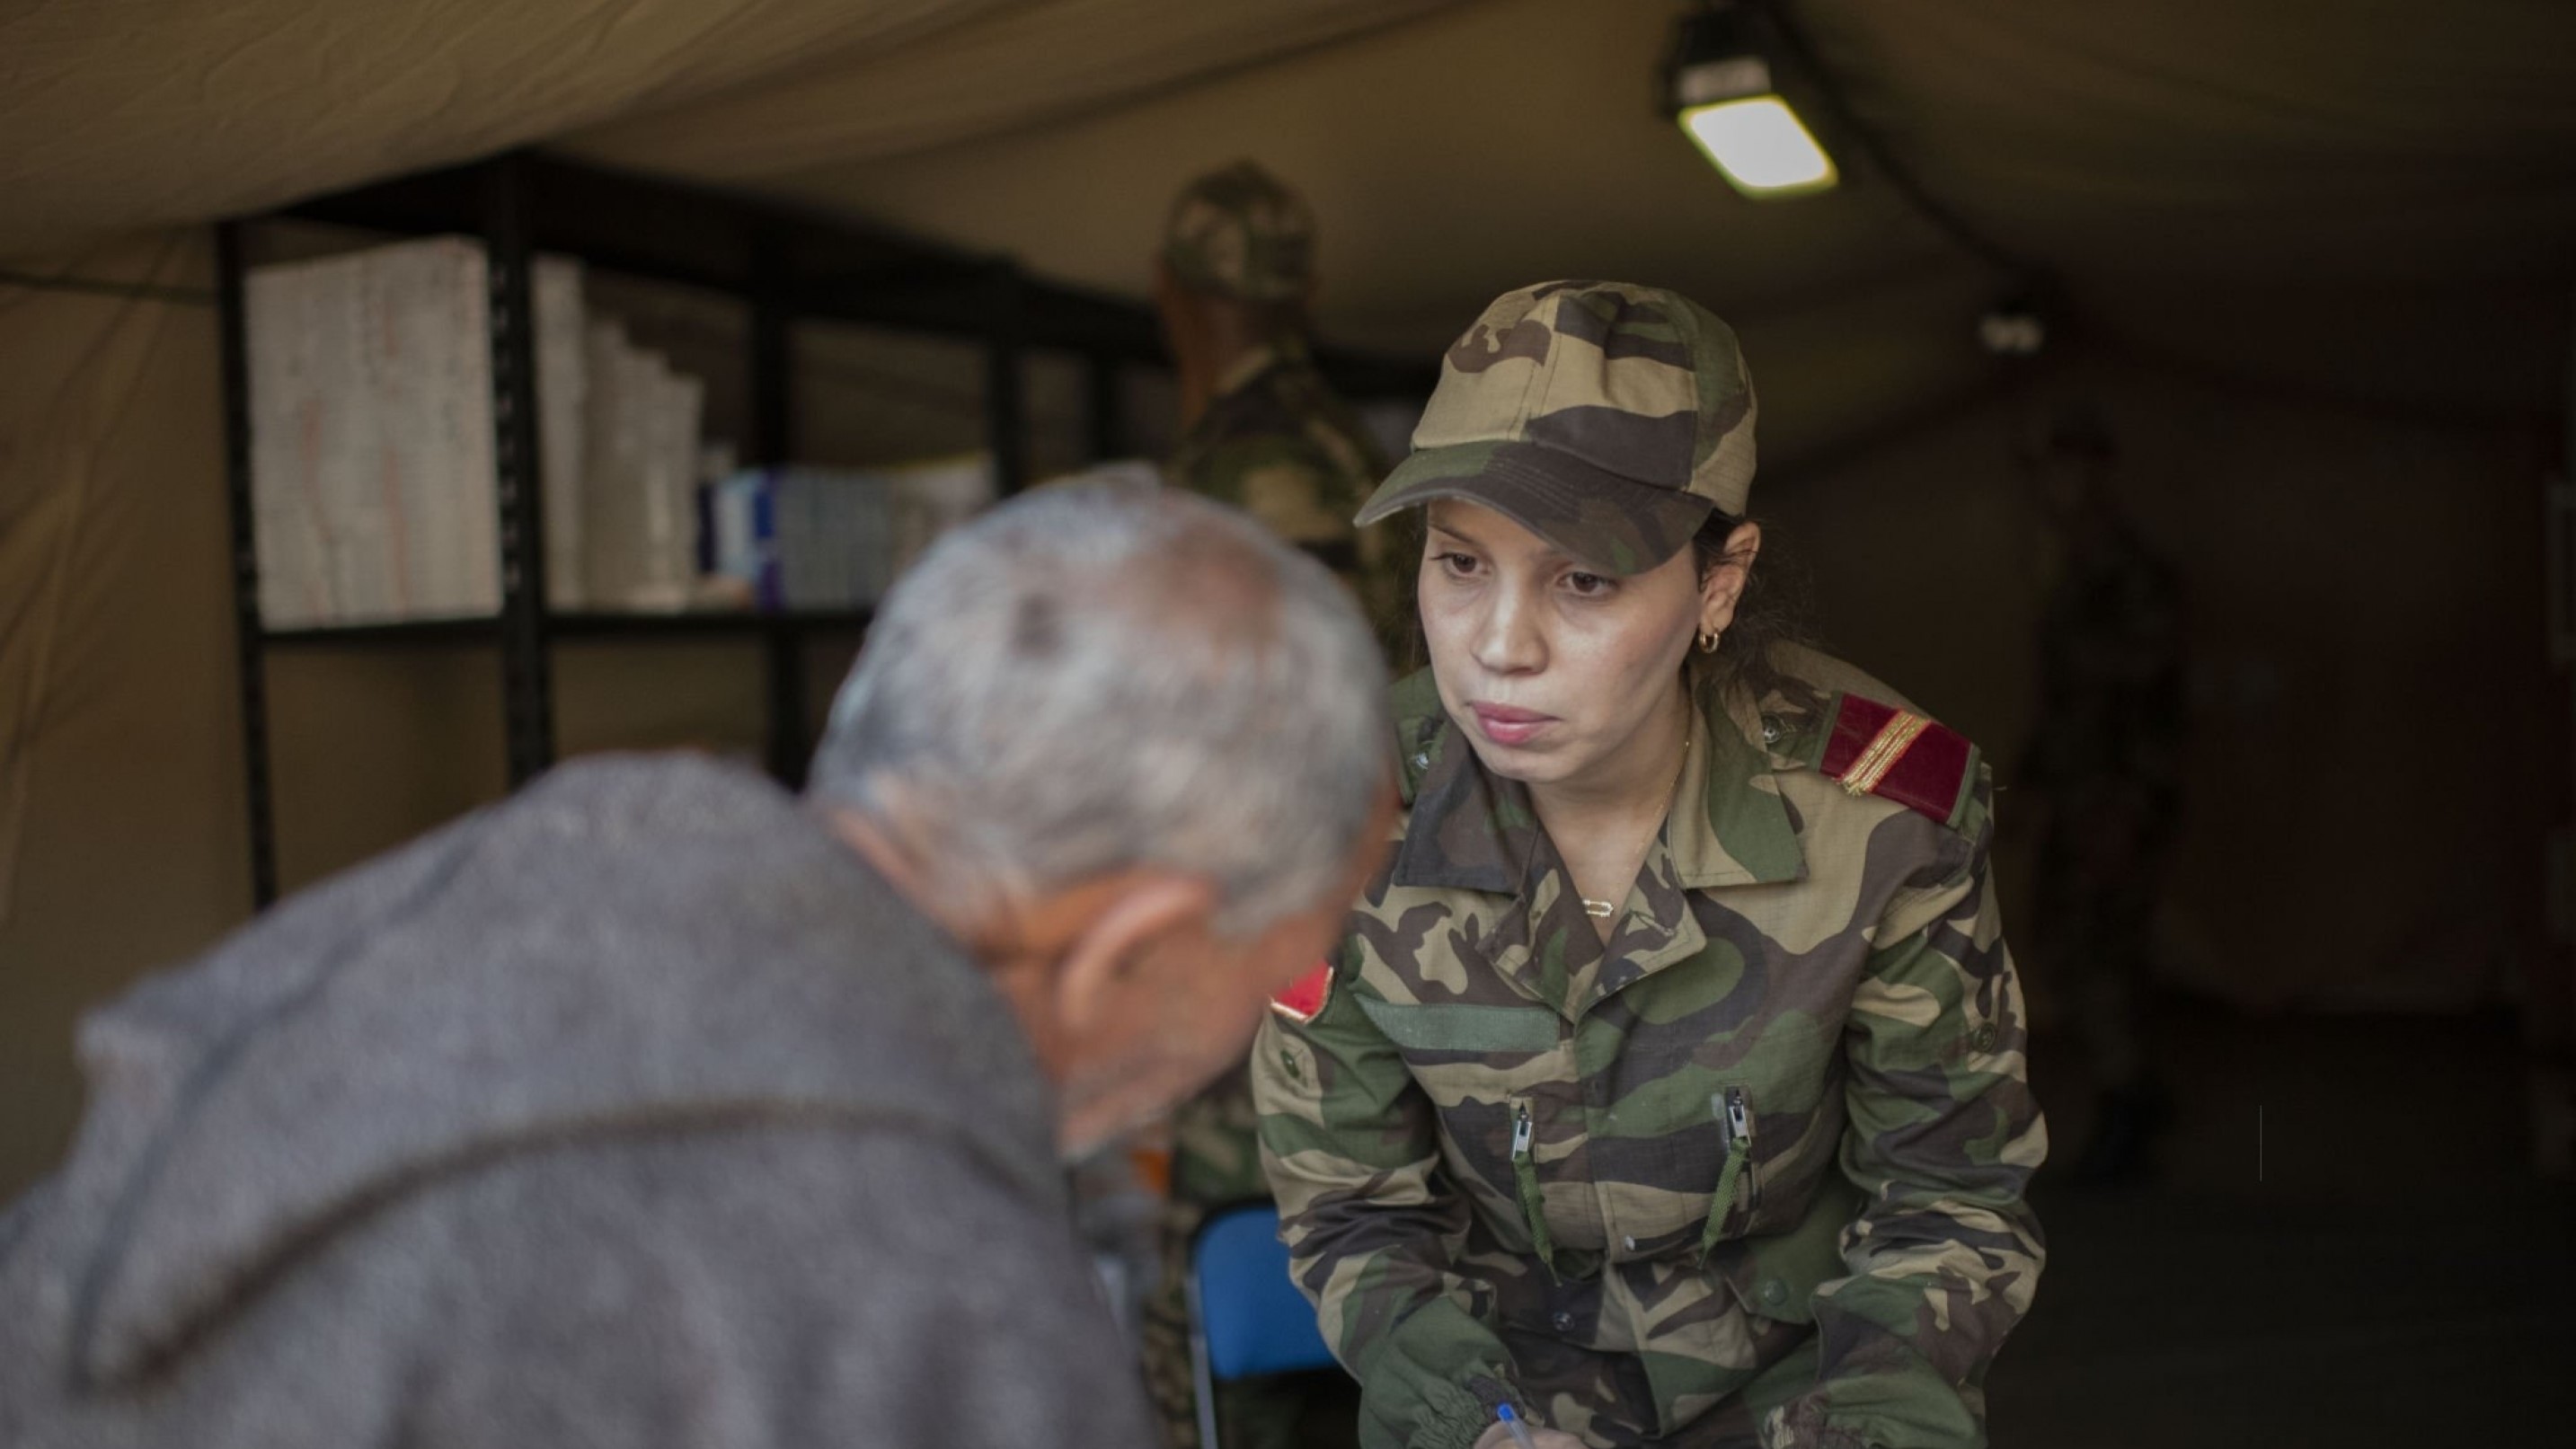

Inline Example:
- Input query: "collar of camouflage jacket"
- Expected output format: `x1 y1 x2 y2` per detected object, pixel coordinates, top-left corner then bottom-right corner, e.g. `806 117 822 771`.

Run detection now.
1386 667 1810 898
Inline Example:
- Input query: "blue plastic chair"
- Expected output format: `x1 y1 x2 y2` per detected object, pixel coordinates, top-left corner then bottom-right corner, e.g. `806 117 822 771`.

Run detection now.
1185 1202 1339 1449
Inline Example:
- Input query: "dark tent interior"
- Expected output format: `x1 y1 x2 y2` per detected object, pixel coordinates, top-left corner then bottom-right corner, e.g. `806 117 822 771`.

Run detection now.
4 1 2572 1442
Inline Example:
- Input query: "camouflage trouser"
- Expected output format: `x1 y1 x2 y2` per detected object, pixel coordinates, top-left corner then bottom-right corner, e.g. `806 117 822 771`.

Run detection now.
1143 1062 1299 1449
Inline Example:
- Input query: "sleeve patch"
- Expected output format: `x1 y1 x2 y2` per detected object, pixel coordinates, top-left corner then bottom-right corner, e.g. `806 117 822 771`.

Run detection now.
1270 960 1334 1025
1820 694 1976 829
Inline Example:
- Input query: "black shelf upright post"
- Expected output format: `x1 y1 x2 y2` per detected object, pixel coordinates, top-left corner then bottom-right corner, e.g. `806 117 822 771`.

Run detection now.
750 227 797 473
986 262 1029 496
217 220 280 909
749 225 810 786
482 155 555 787
1084 352 1128 464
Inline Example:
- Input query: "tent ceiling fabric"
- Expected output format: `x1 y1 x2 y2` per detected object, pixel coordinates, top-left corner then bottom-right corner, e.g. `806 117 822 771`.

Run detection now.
562 0 1478 180
617 0 2576 418
4 0 2572 419
0 0 1473 260
716 0 1960 377
617 0 2576 417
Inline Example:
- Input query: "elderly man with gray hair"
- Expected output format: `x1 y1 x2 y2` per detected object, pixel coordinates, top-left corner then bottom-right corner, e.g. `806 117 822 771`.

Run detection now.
0 484 1394 1449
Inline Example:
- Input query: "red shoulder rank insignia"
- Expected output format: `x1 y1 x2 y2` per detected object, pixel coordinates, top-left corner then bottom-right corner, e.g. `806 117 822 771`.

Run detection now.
1270 960 1334 1025
1819 694 1976 827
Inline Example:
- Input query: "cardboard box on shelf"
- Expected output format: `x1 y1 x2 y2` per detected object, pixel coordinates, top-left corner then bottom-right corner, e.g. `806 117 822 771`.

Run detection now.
534 255 589 611
704 453 994 613
245 236 500 627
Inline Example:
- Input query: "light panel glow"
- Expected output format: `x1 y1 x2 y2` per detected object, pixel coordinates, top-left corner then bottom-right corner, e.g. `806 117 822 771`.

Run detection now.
1679 97 1837 198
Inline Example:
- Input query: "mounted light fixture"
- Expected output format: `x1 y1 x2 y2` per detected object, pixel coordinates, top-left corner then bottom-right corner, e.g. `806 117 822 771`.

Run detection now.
1978 296 2048 357
1666 1 1837 199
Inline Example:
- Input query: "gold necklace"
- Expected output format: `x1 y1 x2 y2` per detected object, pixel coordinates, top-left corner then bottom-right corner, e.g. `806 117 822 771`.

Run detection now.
1580 734 1691 920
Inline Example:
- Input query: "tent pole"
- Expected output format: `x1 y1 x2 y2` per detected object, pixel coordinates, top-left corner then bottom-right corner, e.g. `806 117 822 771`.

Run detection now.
215 221 279 909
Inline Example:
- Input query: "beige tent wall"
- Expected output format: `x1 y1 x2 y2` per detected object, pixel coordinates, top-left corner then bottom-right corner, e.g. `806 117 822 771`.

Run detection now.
1766 350 2554 1027
261 641 778 898
0 232 247 1196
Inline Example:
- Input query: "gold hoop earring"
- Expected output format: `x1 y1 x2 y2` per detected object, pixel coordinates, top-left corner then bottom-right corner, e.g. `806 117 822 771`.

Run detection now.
1697 628 1722 654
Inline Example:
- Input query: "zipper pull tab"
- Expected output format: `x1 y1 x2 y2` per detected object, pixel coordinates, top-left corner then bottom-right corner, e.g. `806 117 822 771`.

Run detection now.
1699 1087 1757 1265
1507 1100 1557 1279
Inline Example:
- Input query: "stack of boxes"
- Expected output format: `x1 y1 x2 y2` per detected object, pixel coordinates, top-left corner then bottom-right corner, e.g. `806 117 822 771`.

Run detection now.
704 455 996 612
245 238 501 626
532 257 589 610
576 315 705 613
251 237 959 627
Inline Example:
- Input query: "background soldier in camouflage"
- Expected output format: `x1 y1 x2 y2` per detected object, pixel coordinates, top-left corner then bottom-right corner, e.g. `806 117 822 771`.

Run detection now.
1156 159 1402 634
2020 405 2186 1183
1144 159 1394 1449
1253 282 2047 1449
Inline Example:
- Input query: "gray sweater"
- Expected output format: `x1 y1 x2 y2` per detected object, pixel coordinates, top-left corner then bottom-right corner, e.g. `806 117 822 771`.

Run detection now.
0 755 1153 1449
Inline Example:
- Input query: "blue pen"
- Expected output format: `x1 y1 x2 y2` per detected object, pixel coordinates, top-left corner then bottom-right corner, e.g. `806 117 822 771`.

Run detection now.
1496 1402 1539 1449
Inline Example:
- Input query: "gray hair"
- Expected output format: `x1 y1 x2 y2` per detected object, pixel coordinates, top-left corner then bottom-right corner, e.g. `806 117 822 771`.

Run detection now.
810 480 1391 934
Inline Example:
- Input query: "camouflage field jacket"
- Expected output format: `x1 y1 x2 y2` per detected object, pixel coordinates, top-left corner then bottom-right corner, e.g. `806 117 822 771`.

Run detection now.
1166 338 1386 557
1164 340 1408 643
1252 654 2047 1449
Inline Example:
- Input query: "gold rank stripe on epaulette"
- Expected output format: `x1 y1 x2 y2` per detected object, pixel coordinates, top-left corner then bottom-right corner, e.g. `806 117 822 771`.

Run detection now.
1819 694 1978 827
1839 710 1933 798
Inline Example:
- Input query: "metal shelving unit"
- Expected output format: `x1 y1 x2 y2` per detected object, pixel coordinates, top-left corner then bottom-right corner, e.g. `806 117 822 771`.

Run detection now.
217 149 1430 908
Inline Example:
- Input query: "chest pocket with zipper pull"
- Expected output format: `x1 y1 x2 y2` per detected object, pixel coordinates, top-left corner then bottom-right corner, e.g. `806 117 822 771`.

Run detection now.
1696 1085 1757 1262
1509 1099 1560 1281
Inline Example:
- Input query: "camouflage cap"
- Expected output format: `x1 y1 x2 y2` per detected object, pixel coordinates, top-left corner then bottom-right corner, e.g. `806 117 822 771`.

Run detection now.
1355 280 1758 576
1163 161 1316 304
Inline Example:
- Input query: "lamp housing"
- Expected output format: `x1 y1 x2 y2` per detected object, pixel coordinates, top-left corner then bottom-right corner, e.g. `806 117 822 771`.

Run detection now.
1665 2 1838 199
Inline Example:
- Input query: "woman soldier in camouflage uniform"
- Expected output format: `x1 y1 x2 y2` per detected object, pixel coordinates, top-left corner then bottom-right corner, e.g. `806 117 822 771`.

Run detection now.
1251 283 2048 1449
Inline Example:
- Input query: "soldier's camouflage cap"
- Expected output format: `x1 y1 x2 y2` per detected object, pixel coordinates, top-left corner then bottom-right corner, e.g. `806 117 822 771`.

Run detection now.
1163 161 1315 304
1355 280 1758 577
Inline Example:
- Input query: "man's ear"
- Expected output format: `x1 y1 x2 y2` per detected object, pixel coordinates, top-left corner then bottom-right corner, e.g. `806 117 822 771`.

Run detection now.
1051 874 1220 1039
